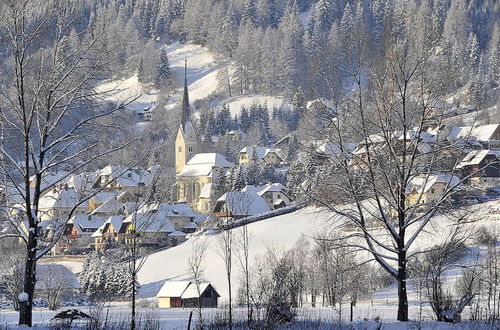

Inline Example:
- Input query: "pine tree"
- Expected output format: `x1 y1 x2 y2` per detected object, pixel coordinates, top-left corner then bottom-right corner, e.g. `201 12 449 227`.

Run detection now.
246 150 261 185
233 166 247 191
210 167 228 207
314 0 335 32
155 48 172 89
277 2 306 95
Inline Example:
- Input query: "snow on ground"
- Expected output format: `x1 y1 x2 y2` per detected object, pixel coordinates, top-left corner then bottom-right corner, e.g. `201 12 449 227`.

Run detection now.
222 94 287 117
137 200 500 320
0 305 494 329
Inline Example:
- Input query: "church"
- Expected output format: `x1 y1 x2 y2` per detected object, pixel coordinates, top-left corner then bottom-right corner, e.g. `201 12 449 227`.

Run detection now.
175 60 233 213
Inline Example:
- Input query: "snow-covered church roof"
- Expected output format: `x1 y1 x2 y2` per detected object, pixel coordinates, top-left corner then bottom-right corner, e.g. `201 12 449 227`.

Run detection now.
178 153 233 177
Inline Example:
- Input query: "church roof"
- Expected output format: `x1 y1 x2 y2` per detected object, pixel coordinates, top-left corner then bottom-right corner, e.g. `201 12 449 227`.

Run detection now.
178 153 233 177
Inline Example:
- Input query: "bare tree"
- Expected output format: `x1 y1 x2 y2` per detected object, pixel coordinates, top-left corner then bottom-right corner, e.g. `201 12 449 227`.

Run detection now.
236 224 252 327
0 1 140 325
217 227 234 329
187 237 208 329
298 21 498 322
411 231 480 322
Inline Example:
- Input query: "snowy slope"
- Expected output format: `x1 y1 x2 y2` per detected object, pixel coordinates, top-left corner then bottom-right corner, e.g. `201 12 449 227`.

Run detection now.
137 200 500 304
95 43 287 119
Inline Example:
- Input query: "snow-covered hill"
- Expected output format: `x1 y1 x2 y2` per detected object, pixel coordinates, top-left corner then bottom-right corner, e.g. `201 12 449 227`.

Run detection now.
137 200 500 310
95 42 286 119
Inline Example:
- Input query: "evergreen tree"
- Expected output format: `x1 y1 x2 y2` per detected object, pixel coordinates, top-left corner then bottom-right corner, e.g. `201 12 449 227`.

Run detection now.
210 167 228 207
233 166 247 191
155 48 172 89
246 150 261 185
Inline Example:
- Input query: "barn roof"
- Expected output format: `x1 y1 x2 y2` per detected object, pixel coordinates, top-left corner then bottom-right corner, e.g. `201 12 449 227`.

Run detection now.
156 281 191 298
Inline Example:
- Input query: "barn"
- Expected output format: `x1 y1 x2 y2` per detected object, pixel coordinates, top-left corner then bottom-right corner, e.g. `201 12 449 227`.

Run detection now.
156 281 220 308
181 283 220 308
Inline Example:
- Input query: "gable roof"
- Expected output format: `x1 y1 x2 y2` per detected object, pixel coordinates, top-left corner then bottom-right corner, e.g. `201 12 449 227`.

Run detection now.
91 198 123 215
457 149 500 169
239 147 281 161
407 173 461 195
215 192 270 216
69 215 105 234
156 280 191 298
39 187 87 209
447 124 500 143
179 153 232 177
181 283 219 299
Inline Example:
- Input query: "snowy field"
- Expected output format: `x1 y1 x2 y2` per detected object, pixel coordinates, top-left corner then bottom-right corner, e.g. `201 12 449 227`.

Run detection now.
0 304 496 329
2 201 499 328
137 201 500 302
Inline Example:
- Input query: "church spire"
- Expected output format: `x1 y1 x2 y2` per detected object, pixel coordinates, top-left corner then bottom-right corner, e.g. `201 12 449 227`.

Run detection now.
181 59 190 130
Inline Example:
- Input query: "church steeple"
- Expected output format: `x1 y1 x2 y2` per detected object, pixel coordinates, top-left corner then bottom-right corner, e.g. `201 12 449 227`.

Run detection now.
181 59 190 130
175 59 198 175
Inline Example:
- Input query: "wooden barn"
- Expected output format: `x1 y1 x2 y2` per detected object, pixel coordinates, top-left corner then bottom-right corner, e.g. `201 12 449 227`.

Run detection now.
156 281 219 308
181 283 220 308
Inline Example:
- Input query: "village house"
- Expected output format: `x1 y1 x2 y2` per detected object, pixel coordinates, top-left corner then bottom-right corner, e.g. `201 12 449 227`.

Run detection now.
405 173 461 211
238 146 283 166
213 192 270 219
38 186 88 221
447 124 500 150
457 149 500 183
92 165 152 197
56 215 105 253
92 215 125 251
118 211 175 252
242 183 293 209
87 192 117 214
157 281 219 308
90 198 123 217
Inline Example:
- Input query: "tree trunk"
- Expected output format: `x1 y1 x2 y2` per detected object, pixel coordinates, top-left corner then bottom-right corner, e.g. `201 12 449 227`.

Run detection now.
19 227 37 327
397 253 409 322
228 277 232 330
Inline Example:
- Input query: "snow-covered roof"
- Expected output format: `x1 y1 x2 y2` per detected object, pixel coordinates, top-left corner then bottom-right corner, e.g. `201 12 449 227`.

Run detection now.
181 283 215 299
457 150 500 169
122 213 175 233
198 183 212 199
179 153 232 177
39 187 87 210
257 183 286 195
215 192 270 216
156 280 191 298
69 215 105 235
239 147 281 161
91 198 123 215
306 98 335 112
447 124 499 143
30 171 71 192
91 192 117 204
183 222 198 229
168 230 186 237
98 166 152 187
137 203 196 218
407 173 461 195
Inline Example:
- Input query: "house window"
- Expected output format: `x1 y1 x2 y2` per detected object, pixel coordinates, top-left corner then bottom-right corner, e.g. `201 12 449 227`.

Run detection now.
277 194 281 198
188 146 193 152
431 188 435 194
178 146 182 152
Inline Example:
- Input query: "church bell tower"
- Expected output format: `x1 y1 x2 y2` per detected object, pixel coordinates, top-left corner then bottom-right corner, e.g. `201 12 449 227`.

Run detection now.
175 60 198 174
